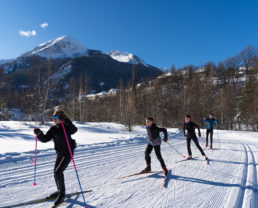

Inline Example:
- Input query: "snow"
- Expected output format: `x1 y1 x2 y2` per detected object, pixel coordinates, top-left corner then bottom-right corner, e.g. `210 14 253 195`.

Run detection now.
0 121 258 207
157 72 171 79
109 51 148 66
0 122 144 154
108 88 118 95
21 35 89 59
195 68 206 73
8 108 26 121
2 58 28 74
45 64 72 84
96 91 108 96
82 90 116 100
99 82 105 87
0 59 12 65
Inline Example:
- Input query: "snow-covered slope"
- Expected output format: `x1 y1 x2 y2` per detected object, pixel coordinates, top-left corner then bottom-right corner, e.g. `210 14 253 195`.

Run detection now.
44 62 72 85
0 59 12 65
21 35 89 59
0 121 258 208
109 51 148 66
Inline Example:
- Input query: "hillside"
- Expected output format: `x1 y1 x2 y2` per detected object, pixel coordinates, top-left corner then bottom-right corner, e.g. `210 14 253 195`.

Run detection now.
0 36 162 117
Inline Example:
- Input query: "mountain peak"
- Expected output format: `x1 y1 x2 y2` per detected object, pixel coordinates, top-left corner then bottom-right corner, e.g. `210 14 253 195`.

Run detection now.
109 50 147 66
21 35 88 59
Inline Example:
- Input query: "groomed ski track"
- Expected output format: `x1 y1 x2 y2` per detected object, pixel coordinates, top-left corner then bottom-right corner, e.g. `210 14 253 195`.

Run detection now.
0 122 257 208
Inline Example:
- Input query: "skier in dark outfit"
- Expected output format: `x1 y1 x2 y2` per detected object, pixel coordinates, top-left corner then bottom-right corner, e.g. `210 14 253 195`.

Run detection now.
141 117 169 176
202 114 219 149
34 110 77 207
183 115 207 160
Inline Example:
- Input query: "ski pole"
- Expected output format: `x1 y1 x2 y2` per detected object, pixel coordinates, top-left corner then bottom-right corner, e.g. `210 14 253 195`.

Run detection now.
167 142 186 158
217 129 221 148
33 135 38 186
201 129 204 146
61 122 88 208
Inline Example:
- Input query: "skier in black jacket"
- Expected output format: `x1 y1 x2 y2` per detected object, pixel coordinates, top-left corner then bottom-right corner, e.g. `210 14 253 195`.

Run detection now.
183 115 207 160
141 117 169 176
34 110 77 207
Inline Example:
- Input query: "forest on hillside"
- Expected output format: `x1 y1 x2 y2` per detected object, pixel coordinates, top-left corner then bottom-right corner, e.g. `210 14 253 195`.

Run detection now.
0 46 257 131
60 46 257 131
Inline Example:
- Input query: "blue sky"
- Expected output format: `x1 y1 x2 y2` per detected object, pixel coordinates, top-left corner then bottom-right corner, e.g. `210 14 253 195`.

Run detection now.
0 0 257 68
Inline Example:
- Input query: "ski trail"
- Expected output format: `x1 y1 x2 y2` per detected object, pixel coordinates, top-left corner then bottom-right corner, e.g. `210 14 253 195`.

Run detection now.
1 124 258 208
242 143 257 207
224 142 249 207
249 143 258 205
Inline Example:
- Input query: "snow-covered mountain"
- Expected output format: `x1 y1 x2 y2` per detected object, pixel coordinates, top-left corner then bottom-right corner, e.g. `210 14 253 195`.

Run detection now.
0 35 155 75
109 51 148 66
0 35 162 102
0 59 12 65
21 35 89 59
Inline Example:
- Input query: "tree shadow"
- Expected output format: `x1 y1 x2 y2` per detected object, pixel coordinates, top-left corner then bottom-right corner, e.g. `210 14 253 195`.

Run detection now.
208 158 258 166
171 174 258 191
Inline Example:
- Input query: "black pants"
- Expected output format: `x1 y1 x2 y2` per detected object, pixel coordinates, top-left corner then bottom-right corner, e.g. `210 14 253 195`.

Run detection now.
145 143 166 168
206 129 213 147
54 151 73 195
187 136 205 156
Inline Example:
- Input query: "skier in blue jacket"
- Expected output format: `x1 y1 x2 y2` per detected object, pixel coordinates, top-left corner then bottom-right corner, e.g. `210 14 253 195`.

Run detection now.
202 114 219 149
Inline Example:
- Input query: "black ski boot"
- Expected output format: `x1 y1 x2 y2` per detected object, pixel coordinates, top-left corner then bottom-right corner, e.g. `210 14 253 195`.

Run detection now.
163 166 168 176
186 155 192 160
52 193 65 207
140 165 151 174
46 191 59 200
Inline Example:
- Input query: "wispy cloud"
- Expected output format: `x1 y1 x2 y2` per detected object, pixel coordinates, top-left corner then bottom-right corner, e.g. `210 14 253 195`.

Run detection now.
19 30 37 37
40 22 48 29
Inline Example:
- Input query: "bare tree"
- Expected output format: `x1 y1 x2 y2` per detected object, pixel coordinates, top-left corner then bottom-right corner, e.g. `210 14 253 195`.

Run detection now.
40 58 52 124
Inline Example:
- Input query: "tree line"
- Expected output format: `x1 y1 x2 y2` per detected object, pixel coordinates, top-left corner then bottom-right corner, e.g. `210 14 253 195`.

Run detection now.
0 46 257 131
63 46 257 131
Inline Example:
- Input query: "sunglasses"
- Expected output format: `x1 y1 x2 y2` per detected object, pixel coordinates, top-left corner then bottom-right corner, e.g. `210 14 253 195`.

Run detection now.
146 121 152 124
52 115 59 120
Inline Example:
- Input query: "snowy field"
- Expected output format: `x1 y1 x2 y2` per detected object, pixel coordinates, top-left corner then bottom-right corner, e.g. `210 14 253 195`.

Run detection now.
0 121 258 208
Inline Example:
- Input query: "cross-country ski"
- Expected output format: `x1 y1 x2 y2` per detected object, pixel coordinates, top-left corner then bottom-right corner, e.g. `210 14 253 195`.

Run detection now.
116 170 164 180
175 156 199 163
162 169 170 188
1 190 92 208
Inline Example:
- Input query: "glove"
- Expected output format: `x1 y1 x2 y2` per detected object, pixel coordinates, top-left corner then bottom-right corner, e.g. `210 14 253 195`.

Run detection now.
34 128 42 135
184 134 186 137
198 132 201 137
163 137 168 142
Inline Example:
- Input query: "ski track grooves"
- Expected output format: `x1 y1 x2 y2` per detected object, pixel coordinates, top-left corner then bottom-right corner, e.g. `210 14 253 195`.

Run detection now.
243 143 257 207
224 141 258 208
0 140 186 188
1 129 258 208
0 143 146 188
